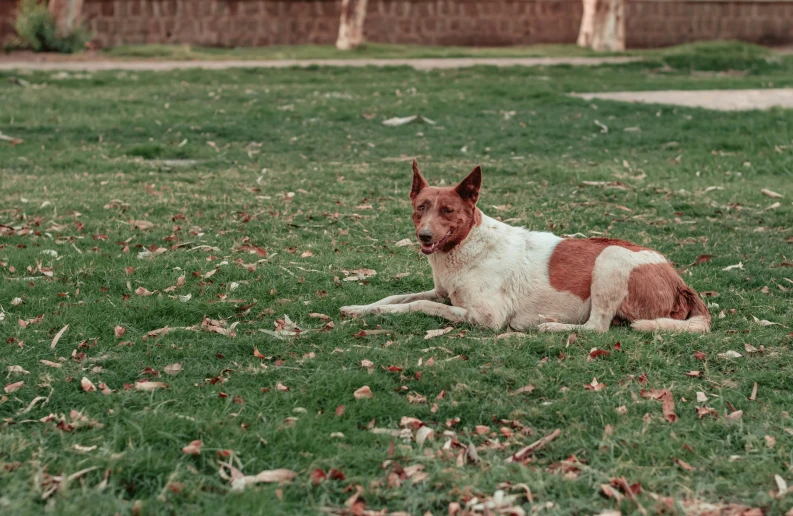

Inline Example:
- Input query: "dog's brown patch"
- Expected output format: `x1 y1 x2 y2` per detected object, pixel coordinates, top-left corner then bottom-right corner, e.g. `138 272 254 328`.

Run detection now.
548 238 649 300
619 263 705 321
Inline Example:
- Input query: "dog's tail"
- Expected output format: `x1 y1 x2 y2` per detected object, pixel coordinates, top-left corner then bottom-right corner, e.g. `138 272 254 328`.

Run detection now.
630 288 711 334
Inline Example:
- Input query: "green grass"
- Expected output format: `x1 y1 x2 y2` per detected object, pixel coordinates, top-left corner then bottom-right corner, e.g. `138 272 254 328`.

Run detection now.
1 52 793 515
96 40 780 64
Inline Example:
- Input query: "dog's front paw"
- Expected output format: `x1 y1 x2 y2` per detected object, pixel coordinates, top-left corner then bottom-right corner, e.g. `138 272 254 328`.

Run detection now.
538 322 570 333
340 305 372 318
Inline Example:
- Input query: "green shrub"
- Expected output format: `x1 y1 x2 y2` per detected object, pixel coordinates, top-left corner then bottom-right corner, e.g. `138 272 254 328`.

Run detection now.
13 0 90 53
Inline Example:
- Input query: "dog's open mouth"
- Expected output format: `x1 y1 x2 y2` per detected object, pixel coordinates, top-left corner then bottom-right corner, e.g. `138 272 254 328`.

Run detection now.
420 231 451 255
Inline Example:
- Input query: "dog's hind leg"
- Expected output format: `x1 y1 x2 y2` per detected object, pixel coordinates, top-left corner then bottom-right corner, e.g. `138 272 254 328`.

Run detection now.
540 247 666 333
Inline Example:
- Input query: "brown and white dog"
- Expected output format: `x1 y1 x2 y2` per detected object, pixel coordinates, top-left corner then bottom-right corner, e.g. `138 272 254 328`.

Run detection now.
340 161 711 333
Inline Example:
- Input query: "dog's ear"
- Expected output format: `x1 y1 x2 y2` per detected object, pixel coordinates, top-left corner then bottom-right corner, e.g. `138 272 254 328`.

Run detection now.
410 159 428 201
455 166 481 205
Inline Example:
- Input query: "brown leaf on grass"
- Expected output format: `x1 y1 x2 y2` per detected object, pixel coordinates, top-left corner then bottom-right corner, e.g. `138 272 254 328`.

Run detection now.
309 313 330 321
694 351 707 361
511 385 535 396
163 363 182 376
134 380 168 391
766 435 776 449
40 360 61 368
276 383 290 392
50 324 69 349
352 329 391 337
507 428 562 463
675 458 696 472
360 359 374 369
114 325 126 338
725 410 743 421
4 381 24 393
685 371 702 378
640 389 677 423
588 348 610 360
182 440 202 455
228 468 298 490
696 406 718 419
130 220 155 230
300 250 313 258
7 365 29 375
353 386 373 399
584 378 606 391
17 314 42 329
761 188 784 199
475 425 490 435
335 405 345 416
342 268 377 281
615 405 628 415
135 287 154 296
80 377 96 392
749 382 758 401
752 315 783 327
253 348 265 359
425 327 453 340
399 416 423 430
693 254 714 265
310 468 327 485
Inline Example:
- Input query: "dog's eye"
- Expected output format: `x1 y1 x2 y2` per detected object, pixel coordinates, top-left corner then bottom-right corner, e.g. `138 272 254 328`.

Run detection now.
417 205 425 212
441 207 454 214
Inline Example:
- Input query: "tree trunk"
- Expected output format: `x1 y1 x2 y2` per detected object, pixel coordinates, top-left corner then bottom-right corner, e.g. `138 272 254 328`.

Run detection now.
336 0 368 50
48 0 85 36
577 0 625 52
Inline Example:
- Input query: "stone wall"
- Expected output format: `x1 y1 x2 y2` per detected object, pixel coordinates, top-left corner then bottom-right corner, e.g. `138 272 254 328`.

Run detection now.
1 0 792 49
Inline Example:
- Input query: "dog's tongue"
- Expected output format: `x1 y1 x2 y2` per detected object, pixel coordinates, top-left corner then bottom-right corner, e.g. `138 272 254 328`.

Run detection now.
420 242 436 255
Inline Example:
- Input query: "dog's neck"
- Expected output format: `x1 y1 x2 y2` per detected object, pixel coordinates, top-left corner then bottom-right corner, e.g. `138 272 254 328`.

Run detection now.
428 209 496 270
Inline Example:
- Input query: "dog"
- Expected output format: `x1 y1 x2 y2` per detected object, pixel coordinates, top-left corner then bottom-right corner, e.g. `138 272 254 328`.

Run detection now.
340 160 711 333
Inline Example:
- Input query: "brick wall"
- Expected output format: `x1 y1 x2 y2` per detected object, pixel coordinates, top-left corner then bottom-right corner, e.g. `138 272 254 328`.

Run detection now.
1 0 792 50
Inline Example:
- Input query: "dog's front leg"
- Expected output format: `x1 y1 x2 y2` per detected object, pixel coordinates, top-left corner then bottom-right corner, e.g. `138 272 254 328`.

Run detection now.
363 300 468 323
340 290 442 317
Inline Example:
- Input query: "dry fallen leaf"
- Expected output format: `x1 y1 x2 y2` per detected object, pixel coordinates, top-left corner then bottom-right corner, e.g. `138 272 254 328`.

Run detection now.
135 287 154 296
114 325 126 338
584 378 607 391
4 381 24 393
80 377 96 392
51 324 69 349
182 440 202 455
425 327 453 340
722 262 744 271
276 382 290 392
718 350 742 359
134 381 168 392
40 360 61 368
696 392 708 403
229 469 297 491
415 426 434 447
394 238 413 247
676 458 696 472
163 363 182 376
752 315 783 327
353 386 373 399
761 188 784 199
7 365 29 375
725 410 743 421
511 385 535 396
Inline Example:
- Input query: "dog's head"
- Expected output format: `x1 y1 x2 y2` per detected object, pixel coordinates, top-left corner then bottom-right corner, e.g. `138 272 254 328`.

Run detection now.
409 159 481 255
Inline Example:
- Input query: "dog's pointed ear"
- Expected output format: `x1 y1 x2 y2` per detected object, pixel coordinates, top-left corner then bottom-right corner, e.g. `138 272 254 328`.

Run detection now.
455 166 482 205
410 159 428 201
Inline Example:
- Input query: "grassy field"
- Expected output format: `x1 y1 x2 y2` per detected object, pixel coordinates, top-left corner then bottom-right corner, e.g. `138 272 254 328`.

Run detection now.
1 48 793 515
25 40 782 64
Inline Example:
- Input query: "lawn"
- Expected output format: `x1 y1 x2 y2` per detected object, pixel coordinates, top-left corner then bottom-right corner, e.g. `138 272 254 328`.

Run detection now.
1 49 793 515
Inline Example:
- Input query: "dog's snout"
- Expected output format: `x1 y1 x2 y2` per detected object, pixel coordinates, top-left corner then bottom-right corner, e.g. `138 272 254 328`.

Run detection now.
418 230 433 243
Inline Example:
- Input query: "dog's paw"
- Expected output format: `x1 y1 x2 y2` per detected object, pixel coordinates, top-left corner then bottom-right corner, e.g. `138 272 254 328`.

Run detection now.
340 305 369 317
538 322 571 333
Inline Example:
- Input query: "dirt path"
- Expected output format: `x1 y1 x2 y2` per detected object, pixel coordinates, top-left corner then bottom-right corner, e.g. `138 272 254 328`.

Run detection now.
0 56 641 71
573 89 793 111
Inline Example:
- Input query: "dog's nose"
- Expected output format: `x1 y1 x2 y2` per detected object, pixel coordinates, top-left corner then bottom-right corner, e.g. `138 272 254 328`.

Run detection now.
418 230 433 243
